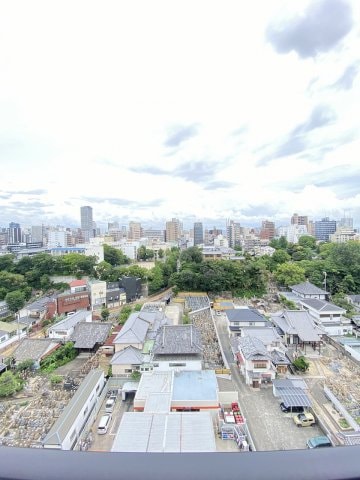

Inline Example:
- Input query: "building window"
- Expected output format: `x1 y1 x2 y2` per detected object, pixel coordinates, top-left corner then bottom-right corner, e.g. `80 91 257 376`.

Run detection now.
253 362 267 369
125 369 132 373
169 363 186 367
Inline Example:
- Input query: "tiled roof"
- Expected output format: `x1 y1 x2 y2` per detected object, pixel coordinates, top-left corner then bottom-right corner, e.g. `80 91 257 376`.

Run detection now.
69 280 87 287
237 336 269 360
70 322 112 349
226 308 267 323
114 316 150 344
290 281 328 295
299 298 346 313
152 325 202 355
111 346 144 365
49 310 90 331
271 310 324 342
13 338 60 362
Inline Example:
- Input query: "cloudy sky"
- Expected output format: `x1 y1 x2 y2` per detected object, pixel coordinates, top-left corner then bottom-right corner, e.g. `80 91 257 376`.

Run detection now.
0 0 359 230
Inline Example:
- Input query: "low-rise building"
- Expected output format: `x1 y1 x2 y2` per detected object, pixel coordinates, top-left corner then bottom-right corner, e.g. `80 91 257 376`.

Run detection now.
56 291 90 315
47 310 92 341
225 307 268 336
70 322 112 352
12 338 61 368
234 336 276 387
289 280 328 300
0 321 28 350
298 298 352 336
43 369 105 450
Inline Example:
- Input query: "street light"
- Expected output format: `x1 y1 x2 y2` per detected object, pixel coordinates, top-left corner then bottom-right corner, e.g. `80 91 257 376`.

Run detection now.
323 271 327 293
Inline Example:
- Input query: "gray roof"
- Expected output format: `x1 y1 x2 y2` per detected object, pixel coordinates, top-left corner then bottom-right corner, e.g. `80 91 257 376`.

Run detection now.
237 336 269 360
70 322 112 349
17 315 38 326
271 350 291 365
111 346 144 365
278 387 311 408
226 308 267 323
26 296 55 312
49 310 90 332
242 326 282 345
43 370 104 447
347 295 360 304
152 325 202 355
111 412 216 452
290 281 328 295
13 338 61 363
299 298 345 313
271 311 323 342
114 315 150 345
172 370 218 402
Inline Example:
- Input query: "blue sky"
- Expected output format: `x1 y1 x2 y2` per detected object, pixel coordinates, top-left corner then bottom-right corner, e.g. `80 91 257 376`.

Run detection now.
0 0 359 229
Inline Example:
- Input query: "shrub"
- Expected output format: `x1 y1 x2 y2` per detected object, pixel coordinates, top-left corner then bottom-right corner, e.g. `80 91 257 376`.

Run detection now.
292 356 309 372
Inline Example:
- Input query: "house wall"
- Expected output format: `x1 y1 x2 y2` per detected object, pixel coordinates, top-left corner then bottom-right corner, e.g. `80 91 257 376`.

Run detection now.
57 292 90 315
44 372 105 450
114 342 143 353
152 359 202 372
0 330 27 350
112 363 135 375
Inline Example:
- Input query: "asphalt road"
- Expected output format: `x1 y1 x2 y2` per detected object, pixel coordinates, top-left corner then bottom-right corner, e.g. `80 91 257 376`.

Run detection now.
213 312 324 451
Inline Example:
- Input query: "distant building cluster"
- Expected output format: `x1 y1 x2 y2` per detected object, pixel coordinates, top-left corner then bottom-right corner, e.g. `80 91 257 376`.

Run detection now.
0 209 358 264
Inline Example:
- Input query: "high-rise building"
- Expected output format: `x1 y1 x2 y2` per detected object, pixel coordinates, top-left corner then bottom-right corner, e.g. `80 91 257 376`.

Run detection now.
31 225 44 244
260 220 275 240
193 222 204 246
291 213 308 227
128 221 142 240
165 218 182 243
8 222 22 244
80 206 94 241
339 217 353 229
108 221 119 231
315 217 337 241
226 220 241 248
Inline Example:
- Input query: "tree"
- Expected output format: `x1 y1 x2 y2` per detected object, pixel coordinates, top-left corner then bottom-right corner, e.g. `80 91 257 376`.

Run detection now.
134 304 142 311
0 371 21 397
0 254 15 272
298 236 316 250
104 244 129 266
5 290 26 313
101 307 110 321
274 263 306 287
272 249 291 265
119 305 132 324
158 249 164 259
180 247 203 264
292 356 309 372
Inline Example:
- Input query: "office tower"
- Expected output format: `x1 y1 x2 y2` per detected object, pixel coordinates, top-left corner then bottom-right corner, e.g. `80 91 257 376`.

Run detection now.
128 221 142 240
8 222 22 244
142 229 165 242
260 220 275 240
108 221 119 231
315 217 337 241
165 218 182 243
226 220 241 248
193 222 204 246
80 206 94 241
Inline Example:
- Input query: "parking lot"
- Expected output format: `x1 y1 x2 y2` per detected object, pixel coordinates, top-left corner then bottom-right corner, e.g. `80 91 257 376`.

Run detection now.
214 311 325 451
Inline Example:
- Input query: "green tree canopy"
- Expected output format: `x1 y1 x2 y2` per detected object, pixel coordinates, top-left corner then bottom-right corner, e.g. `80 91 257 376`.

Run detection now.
5 290 26 313
104 244 129 266
298 235 316 249
101 307 110 321
274 263 306 287
0 371 22 397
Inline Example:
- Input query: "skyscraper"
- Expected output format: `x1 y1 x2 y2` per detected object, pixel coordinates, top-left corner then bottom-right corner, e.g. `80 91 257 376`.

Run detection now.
226 220 241 248
193 222 204 246
128 221 142 240
8 222 22 244
80 206 94 241
315 217 337 241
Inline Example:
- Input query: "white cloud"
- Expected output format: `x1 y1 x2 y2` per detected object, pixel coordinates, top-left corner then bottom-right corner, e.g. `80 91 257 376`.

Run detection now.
0 0 359 229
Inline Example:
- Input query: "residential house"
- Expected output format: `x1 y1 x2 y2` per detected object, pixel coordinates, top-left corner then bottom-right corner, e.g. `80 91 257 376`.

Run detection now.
12 338 61 368
70 322 112 352
235 336 276 387
225 307 268 336
0 320 28 350
113 310 169 353
111 346 144 375
271 310 324 353
47 310 92 341
241 326 290 375
88 280 107 311
106 282 126 309
19 295 56 325
151 324 203 371
289 280 328 300
68 279 87 294
0 301 10 319
298 298 352 336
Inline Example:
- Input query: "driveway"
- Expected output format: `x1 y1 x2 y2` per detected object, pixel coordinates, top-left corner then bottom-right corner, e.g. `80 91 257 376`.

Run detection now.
214 312 324 451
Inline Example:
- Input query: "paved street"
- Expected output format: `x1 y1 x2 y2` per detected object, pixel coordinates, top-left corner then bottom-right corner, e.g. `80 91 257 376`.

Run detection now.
213 311 324 451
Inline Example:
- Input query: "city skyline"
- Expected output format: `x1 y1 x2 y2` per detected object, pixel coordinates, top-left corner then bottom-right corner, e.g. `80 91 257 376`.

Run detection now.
1 1 360 227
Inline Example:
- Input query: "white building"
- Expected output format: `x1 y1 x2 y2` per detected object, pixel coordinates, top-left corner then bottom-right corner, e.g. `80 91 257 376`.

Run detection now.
277 224 309 244
299 298 352 336
47 310 92 341
43 370 105 450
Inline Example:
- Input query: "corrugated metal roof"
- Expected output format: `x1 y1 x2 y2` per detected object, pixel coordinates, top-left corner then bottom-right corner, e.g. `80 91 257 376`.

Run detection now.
144 393 172 413
111 412 216 452
43 370 104 447
277 387 311 408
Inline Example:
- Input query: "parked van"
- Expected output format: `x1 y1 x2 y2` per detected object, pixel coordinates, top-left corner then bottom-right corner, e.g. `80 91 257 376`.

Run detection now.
97 414 111 435
307 436 332 449
105 398 116 413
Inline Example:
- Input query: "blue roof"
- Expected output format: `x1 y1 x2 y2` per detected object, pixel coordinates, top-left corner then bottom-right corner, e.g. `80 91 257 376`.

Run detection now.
172 370 218 401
